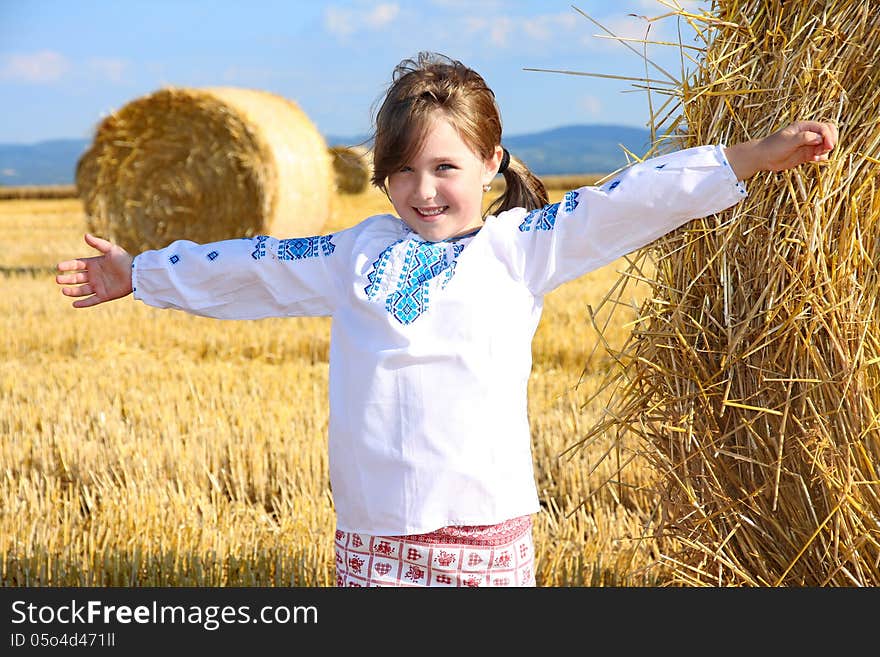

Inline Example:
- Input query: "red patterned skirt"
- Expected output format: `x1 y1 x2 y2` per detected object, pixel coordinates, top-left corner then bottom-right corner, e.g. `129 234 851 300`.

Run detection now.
334 515 535 587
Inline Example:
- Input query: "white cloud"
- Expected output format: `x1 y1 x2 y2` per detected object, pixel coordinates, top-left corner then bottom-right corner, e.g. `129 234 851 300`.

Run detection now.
520 13 579 41
366 3 399 28
87 58 128 83
462 16 485 31
579 14 655 49
636 0 708 9
324 3 400 39
0 50 70 83
324 7 355 37
461 12 579 47
430 0 502 8
574 11 704 55
579 95 602 117
488 17 514 47
319 3 705 60
457 10 667 51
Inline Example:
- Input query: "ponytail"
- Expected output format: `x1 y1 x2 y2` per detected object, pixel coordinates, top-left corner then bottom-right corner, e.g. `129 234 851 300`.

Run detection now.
485 153 548 217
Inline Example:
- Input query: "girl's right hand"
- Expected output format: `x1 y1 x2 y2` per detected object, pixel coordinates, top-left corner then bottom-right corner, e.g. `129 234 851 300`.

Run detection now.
56 233 134 308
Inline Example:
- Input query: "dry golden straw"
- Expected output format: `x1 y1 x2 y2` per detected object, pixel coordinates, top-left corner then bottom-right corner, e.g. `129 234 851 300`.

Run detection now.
329 144 372 194
582 0 880 586
76 86 333 254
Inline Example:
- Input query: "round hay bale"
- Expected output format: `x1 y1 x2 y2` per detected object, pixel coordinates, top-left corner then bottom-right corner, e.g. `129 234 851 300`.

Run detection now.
76 86 333 254
329 144 372 194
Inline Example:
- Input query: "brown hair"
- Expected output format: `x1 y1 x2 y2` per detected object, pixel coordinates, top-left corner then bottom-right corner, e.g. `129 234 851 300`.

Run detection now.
371 52 548 216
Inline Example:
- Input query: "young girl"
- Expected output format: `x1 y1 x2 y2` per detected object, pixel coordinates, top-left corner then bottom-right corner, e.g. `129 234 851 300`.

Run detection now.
56 52 837 587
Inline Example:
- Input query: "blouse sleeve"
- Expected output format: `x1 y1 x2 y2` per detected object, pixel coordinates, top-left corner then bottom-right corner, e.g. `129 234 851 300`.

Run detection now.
510 144 748 296
131 230 349 319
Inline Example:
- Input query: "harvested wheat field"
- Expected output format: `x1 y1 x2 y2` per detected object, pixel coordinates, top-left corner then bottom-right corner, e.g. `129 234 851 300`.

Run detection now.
0 170 674 587
585 0 880 586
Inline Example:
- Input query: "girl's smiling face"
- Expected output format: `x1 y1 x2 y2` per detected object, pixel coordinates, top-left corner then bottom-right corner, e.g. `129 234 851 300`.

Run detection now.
387 113 502 242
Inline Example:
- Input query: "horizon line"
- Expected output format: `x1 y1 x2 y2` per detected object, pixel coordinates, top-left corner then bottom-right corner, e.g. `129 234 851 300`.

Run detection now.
0 122 652 147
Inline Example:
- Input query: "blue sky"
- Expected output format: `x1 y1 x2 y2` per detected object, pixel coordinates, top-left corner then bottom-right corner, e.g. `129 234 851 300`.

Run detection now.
0 0 709 144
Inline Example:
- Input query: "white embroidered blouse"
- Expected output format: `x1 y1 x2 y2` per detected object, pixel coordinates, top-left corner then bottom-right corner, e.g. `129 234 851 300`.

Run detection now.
132 144 748 535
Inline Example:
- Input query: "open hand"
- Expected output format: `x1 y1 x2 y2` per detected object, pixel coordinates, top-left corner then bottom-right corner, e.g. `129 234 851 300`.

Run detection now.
56 233 134 308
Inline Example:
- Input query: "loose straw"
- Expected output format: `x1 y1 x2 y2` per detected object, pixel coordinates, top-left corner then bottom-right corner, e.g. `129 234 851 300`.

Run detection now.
580 0 880 586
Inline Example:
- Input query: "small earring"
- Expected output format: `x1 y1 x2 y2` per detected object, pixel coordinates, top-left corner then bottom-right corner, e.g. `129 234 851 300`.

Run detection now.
482 184 491 192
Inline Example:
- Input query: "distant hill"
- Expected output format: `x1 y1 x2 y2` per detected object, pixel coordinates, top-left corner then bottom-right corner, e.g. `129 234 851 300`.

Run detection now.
0 124 652 186
504 125 652 175
0 139 90 186
327 124 653 176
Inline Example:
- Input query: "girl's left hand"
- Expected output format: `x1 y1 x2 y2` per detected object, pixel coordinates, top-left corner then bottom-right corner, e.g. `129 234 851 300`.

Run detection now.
756 120 838 172
725 120 838 180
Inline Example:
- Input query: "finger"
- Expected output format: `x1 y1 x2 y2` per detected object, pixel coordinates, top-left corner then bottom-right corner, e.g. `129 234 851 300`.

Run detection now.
84 233 114 254
812 122 838 152
795 119 830 135
823 122 839 150
56 271 89 285
72 295 103 309
793 132 832 160
776 144 822 171
798 130 824 147
57 258 91 273
61 283 94 298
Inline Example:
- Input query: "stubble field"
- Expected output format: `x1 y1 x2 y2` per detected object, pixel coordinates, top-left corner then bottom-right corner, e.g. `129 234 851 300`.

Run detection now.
0 182 671 586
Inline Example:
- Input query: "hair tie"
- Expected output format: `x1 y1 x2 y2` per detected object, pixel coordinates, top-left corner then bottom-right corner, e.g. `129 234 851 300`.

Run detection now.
498 147 510 174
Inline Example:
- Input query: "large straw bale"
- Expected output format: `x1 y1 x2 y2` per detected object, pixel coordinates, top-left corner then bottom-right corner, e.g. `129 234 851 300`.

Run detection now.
584 0 880 585
76 86 332 254
329 144 372 194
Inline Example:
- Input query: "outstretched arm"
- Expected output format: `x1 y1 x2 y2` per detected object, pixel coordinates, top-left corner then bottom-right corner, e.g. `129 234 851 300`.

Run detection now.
56 233 134 308
724 120 839 181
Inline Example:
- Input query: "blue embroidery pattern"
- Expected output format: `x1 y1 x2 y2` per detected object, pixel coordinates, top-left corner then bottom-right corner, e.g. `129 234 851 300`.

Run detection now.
606 179 621 191
169 254 180 265
364 239 463 325
251 234 335 260
251 236 269 260
519 203 558 232
278 235 335 260
207 250 218 261
518 190 580 232
364 239 404 300
442 243 465 287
